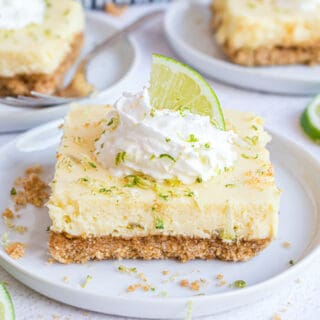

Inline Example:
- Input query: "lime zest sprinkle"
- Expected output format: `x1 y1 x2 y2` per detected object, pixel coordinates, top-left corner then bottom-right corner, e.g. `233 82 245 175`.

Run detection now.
98 187 113 194
107 118 114 126
184 190 194 197
165 137 171 143
178 106 192 117
251 124 258 131
289 259 295 266
118 265 137 274
88 161 97 168
241 154 258 160
115 151 126 166
81 275 92 288
232 280 246 289
155 217 164 229
187 134 199 143
186 300 193 320
225 184 235 188
150 108 156 117
79 177 89 183
244 136 259 145
159 154 176 162
124 175 154 189
158 193 169 201
204 142 210 149
196 177 202 183
150 154 156 160
10 187 17 196
158 290 168 297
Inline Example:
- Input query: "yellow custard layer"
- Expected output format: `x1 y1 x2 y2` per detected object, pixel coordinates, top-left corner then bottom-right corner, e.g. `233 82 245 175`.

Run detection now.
47 105 280 241
0 0 84 77
212 0 320 50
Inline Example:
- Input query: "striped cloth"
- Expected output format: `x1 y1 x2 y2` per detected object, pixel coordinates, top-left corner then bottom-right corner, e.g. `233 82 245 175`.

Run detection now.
81 0 170 9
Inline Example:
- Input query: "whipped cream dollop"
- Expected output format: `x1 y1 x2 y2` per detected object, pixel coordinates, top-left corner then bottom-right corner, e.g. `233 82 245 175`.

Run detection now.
0 0 45 30
274 0 320 11
95 89 237 184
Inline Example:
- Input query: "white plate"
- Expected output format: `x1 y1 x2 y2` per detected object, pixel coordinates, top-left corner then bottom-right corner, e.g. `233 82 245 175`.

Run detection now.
165 0 320 95
0 11 138 133
0 120 319 319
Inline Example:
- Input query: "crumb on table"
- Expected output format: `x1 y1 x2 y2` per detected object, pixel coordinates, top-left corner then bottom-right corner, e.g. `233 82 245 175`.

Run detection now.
5 242 25 259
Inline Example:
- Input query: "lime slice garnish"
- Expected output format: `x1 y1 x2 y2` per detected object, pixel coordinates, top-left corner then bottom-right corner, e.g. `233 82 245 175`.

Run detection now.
0 283 15 320
301 94 320 141
149 54 225 130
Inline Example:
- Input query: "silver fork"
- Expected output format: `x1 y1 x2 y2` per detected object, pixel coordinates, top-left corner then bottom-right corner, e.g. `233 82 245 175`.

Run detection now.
0 10 164 108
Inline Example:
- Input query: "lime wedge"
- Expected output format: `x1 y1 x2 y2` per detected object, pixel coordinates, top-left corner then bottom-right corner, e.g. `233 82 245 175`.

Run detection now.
301 94 320 141
0 283 15 320
149 54 225 130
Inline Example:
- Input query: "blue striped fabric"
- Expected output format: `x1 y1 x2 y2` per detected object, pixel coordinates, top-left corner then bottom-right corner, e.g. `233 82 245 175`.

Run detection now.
81 0 170 9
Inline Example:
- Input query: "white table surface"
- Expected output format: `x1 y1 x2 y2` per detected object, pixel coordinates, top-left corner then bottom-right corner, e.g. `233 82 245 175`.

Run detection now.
0 4 320 320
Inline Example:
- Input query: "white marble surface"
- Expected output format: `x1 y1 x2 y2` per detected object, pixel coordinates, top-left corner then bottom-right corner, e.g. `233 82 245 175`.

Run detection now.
0 4 320 320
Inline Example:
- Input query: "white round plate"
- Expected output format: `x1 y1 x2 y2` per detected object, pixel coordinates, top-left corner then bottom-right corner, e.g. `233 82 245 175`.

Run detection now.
165 0 320 95
0 120 319 319
0 11 138 133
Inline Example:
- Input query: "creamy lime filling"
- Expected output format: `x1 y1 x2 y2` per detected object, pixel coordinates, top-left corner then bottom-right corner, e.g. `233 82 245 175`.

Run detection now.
0 0 45 30
95 88 237 184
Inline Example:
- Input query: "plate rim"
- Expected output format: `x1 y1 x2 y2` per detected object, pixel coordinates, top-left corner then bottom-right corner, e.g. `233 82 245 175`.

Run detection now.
0 118 319 318
164 0 320 94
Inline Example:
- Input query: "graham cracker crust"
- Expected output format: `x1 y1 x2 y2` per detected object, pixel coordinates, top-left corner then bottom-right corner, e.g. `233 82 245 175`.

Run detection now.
210 6 320 66
0 32 84 96
221 43 320 67
49 231 271 264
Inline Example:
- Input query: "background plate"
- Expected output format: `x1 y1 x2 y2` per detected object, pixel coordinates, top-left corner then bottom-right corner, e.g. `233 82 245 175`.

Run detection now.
0 11 138 133
165 0 320 95
0 121 319 318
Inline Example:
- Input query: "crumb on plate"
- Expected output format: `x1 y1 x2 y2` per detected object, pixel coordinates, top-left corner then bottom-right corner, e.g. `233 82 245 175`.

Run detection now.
11 165 49 211
5 242 25 259
2 208 14 219
282 241 291 248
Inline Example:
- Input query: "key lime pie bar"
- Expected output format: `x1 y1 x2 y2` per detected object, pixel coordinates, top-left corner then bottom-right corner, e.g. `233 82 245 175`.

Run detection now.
0 0 84 96
48 55 280 263
211 0 320 66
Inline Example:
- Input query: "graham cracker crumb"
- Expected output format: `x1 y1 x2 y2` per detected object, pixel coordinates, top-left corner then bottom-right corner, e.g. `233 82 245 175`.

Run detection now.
162 270 169 276
2 208 14 219
104 3 127 16
216 273 224 280
190 280 200 291
127 284 136 292
272 314 282 320
63 276 69 283
180 279 189 288
12 165 50 211
47 258 55 264
5 242 25 259
137 273 147 282
282 241 291 248
25 165 42 175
